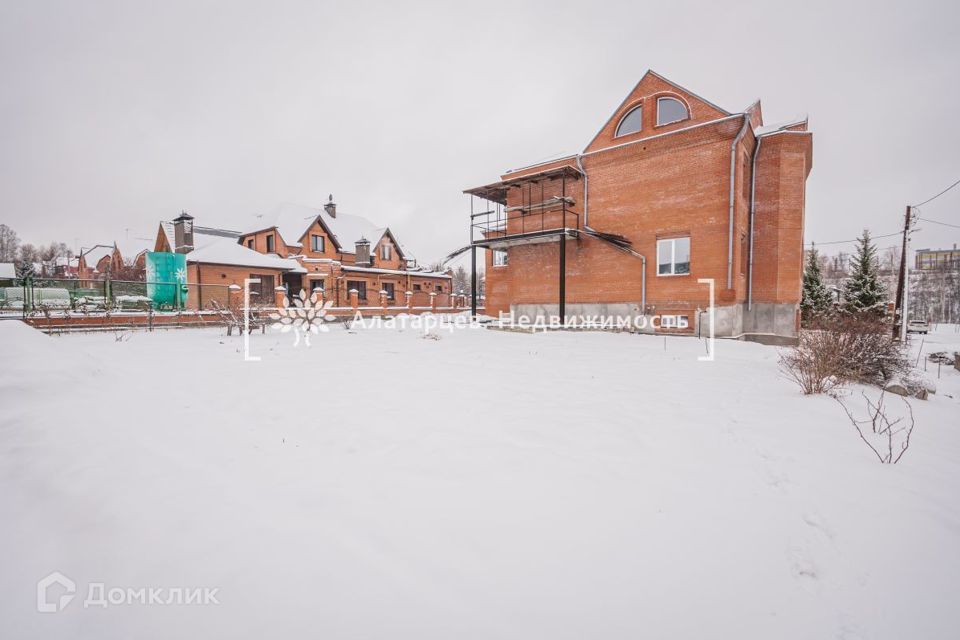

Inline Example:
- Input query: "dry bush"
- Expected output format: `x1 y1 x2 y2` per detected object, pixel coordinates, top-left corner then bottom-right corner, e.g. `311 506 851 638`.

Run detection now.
835 389 915 463
780 313 907 394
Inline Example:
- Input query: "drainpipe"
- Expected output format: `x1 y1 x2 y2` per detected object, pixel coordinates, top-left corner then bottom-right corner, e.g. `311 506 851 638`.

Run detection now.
727 114 751 289
577 153 647 312
576 154 590 229
747 134 764 310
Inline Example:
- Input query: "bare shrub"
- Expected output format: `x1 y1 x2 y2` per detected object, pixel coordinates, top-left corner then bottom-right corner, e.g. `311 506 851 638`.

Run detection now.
779 332 844 394
834 389 915 463
780 313 907 394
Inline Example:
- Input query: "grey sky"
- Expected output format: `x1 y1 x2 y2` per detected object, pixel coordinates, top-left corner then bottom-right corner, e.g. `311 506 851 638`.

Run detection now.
1 0 958 265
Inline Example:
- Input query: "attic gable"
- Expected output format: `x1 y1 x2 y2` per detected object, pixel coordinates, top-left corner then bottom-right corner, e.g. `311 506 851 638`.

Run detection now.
584 70 731 153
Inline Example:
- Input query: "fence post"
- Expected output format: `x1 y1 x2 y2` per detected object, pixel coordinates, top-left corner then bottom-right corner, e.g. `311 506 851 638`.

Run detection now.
405 290 412 310
349 288 359 310
274 286 286 308
429 292 437 312
379 289 388 310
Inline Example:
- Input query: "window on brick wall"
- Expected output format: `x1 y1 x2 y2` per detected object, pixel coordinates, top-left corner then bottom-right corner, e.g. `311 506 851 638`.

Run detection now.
246 239 254 249
266 234 275 253
493 249 508 267
381 243 391 261
346 280 367 301
248 274 275 299
383 282 395 300
657 237 691 276
311 235 325 253
615 105 643 137
657 97 689 126
311 279 325 293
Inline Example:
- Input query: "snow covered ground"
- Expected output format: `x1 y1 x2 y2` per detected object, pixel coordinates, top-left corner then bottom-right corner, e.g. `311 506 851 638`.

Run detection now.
1 320 958 639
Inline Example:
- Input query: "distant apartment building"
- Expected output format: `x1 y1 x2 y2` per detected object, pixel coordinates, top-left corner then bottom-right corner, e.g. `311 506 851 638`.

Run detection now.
464 70 813 338
915 245 960 270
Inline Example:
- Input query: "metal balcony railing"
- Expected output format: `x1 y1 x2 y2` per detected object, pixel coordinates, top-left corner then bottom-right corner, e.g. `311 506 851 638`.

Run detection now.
471 200 580 245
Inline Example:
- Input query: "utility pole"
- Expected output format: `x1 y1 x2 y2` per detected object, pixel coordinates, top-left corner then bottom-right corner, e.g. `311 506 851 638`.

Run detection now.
892 205 913 340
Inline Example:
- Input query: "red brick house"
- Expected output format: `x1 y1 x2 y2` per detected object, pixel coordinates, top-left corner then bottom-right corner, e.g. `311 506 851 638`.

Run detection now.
237 199 452 307
153 213 297 309
151 201 452 310
465 70 812 338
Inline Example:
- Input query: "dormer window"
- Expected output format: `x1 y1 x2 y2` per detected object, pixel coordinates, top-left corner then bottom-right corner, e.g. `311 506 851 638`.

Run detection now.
657 97 689 126
615 105 643 137
381 243 391 261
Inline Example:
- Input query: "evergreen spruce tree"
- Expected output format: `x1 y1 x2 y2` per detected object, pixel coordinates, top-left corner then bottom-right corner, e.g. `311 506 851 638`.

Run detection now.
801 244 832 322
842 229 887 314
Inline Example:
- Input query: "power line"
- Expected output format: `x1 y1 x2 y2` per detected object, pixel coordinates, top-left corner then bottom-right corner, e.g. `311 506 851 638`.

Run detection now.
911 177 960 207
805 231 901 246
918 216 960 230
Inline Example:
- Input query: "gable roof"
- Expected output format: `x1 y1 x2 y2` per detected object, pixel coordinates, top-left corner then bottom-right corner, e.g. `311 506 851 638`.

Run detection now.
115 236 154 265
583 69 731 153
244 203 393 255
80 245 115 269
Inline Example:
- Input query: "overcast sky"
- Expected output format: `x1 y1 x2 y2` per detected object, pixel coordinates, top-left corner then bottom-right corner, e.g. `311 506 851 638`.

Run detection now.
1 0 958 266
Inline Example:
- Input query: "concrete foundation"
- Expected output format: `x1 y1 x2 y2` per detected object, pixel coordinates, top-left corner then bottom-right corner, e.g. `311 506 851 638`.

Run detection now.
509 300 798 340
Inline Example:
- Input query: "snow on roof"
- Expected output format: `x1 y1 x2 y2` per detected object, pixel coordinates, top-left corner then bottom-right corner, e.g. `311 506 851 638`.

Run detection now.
754 115 808 136
247 203 388 253
186 237 301 272
342 264 451 279
0 263 15 279
158 221 241 252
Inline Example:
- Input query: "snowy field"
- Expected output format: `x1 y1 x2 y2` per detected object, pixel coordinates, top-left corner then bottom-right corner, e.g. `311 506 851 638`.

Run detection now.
1 319 959 639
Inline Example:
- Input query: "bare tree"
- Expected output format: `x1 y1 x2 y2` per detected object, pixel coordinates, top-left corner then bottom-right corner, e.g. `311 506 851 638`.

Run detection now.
834 389 915 463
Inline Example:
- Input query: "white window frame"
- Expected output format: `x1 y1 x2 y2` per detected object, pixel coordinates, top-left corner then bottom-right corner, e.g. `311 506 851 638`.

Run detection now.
615 104 643 138
493 249 508 267
657 237 690 276
656 96 690 127
381 243 391 261
311 234 325 253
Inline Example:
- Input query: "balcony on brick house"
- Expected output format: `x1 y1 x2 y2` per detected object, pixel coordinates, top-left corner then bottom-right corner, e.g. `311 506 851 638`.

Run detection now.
465 165 582 249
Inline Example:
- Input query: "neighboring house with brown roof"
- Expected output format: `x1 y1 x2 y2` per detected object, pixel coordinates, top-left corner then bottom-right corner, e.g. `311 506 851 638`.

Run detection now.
237 198 452 307
152 212 302 308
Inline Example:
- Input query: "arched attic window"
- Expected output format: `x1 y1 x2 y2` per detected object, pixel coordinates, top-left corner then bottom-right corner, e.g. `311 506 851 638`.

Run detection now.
615 105 642 137
657 97 689 126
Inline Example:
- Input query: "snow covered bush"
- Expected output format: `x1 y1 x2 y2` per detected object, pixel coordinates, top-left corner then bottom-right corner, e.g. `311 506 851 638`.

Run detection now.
780 314 907 394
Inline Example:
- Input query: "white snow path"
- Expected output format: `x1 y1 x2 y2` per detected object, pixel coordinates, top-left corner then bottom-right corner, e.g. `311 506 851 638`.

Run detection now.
1 321 959 639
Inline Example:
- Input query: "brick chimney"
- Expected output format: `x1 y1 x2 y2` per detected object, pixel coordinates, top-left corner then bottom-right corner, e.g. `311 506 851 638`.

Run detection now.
324 194 336 219
173 211 195 254
355 237 371 266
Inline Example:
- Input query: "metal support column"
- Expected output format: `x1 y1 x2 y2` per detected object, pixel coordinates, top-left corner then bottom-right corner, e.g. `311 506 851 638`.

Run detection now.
470 245 477 316
559 232 566 325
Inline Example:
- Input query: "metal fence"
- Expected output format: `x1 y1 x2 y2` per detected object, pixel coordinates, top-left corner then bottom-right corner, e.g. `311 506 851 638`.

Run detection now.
0 278 243 315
